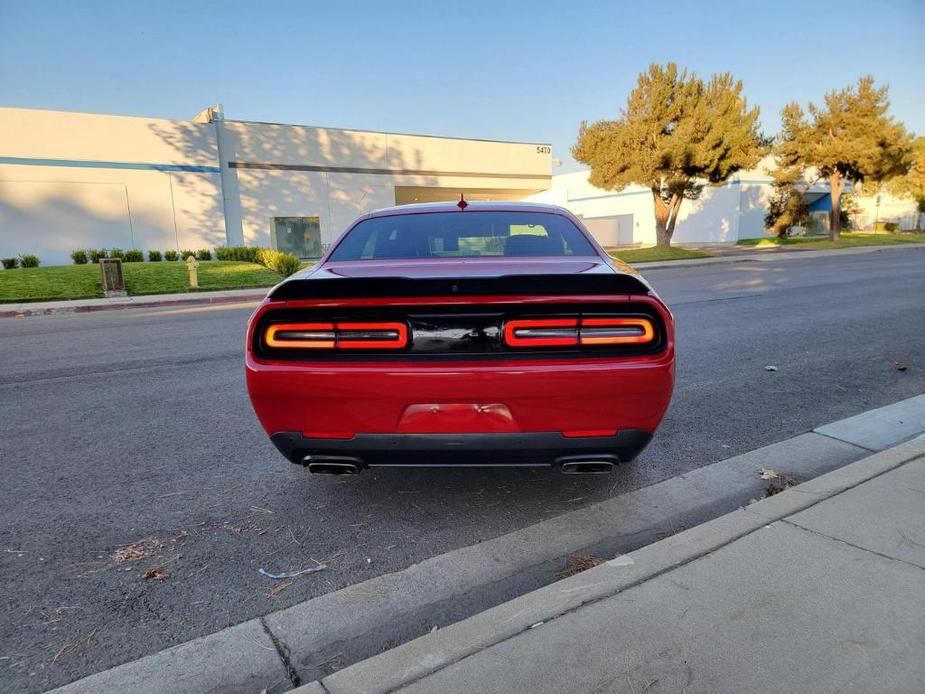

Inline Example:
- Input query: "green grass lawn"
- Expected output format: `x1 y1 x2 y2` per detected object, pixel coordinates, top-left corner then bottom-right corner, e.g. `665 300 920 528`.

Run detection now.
606 246 714 263
0 261 284 303
123 261 281 295
736 232 925 250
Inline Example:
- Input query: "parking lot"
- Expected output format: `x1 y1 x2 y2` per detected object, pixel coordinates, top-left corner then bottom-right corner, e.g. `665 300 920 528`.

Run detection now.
2 247 924 693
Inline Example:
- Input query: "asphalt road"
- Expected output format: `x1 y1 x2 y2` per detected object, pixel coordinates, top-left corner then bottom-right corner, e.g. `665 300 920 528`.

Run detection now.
2 247 924 693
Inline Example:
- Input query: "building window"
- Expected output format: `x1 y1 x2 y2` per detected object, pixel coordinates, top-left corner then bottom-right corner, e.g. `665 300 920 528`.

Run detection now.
272 217 322 258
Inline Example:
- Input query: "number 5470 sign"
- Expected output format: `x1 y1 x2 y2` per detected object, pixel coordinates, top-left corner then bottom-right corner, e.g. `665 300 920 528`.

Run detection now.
536 146 551 154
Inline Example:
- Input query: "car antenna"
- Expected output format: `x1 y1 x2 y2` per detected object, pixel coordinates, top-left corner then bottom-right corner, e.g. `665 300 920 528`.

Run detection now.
457 193 468 211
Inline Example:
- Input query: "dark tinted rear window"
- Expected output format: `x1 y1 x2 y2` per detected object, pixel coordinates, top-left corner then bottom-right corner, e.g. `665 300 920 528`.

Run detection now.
329 211 597 261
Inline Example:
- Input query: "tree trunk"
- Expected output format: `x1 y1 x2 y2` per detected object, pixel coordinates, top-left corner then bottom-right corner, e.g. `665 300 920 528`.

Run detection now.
828 173 844 242
666 194 683 239
653 190 671 248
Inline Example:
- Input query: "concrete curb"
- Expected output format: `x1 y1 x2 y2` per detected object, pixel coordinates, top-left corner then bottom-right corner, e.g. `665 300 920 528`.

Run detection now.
310 434 925 694
48 394 925 694
0 289 268 319
630 242 925 270
50 619 289 694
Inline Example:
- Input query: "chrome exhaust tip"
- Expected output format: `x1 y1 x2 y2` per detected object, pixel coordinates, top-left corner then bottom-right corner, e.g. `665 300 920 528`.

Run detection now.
558 456 618 474
304 456 363 475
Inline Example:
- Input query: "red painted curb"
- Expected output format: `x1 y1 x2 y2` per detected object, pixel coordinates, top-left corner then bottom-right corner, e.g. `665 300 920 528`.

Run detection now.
0 292 267 319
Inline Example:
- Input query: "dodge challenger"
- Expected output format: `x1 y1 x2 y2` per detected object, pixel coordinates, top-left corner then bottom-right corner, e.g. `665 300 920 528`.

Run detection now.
246 200 674 474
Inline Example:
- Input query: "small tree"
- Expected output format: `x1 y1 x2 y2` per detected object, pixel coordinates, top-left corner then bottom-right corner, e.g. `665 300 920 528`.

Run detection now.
573 63 763 247
888 136 925 231
776 77 911 241
764 151 812 238
839 191 861 231
765 186 810 238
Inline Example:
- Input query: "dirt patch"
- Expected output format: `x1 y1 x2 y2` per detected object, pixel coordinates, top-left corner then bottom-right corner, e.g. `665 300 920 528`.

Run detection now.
111 538 163 564
557 554 604 579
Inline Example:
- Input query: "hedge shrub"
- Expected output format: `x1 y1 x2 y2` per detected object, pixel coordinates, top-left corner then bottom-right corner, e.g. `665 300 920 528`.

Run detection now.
89 249 108 263
123 249 144 262
195 249 213 261
109 248 124 259
215 246 261 262
256 248 301 277
179 249 195 261
276 253 301 277
2 258 18 270
147 250 162 262
71 249 89 265
19 254 40 268
164 249 179 261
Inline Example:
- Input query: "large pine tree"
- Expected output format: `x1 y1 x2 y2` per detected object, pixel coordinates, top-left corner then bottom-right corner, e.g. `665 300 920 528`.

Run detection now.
776 77 911 240
572 63 763 247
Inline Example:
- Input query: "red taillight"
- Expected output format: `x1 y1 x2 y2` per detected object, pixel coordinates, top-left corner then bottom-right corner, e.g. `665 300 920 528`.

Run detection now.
503 318 579 347
503 316 656 349
579 317 655 345
265 322 408 350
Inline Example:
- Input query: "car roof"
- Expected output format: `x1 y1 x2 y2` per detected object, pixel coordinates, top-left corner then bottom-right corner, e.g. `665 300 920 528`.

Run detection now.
364 200 571 219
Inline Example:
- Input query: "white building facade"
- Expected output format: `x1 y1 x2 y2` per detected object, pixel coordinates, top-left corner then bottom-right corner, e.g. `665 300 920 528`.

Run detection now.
0 107 551 265
529 159 921 247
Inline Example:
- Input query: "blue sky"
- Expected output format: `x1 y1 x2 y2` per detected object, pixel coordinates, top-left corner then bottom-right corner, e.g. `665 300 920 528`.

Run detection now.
1 0 922 171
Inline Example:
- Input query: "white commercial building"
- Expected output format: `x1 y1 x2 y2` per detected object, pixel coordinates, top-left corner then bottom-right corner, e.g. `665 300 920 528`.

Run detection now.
1 106 920 265
0 106 551 265
529 160 921 247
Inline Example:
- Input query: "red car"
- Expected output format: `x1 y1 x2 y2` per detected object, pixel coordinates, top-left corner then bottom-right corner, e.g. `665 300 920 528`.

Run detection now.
246 201 674 475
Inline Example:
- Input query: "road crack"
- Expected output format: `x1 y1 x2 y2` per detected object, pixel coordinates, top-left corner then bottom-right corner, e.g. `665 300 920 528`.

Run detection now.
260 617 302 690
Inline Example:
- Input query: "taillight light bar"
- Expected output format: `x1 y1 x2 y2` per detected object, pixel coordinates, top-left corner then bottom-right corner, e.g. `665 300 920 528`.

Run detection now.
503 316 656 348
503 318 579 347
336 322 409 349
265 322 408 350
579 317 655 345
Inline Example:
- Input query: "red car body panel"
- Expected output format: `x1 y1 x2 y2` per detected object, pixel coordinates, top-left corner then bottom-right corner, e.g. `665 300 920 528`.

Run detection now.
245 202 675 472
246 293 673 435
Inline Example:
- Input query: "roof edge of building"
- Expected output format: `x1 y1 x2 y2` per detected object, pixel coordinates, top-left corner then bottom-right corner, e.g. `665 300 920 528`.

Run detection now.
224 117 551 147
0 105 554 148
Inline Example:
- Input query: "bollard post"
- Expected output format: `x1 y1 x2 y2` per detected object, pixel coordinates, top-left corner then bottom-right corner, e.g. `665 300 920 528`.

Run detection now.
186 256 200 288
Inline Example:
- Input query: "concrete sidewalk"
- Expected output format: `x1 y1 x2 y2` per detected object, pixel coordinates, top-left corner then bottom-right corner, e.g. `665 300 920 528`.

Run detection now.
305 435 925 694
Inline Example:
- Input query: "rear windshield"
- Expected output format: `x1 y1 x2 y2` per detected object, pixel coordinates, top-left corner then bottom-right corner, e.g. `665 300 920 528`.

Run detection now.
328 211 597 261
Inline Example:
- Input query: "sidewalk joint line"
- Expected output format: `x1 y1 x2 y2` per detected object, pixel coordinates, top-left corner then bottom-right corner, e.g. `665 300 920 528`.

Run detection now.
811 429 878 452
260 617 302 690
780 518 925 574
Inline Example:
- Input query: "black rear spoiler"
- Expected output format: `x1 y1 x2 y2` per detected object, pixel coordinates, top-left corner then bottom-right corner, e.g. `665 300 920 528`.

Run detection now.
269 273 651 301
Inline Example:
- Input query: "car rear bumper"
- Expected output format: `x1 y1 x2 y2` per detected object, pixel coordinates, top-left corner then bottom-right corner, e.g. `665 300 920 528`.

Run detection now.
269 429 653 469
248 354 674 435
